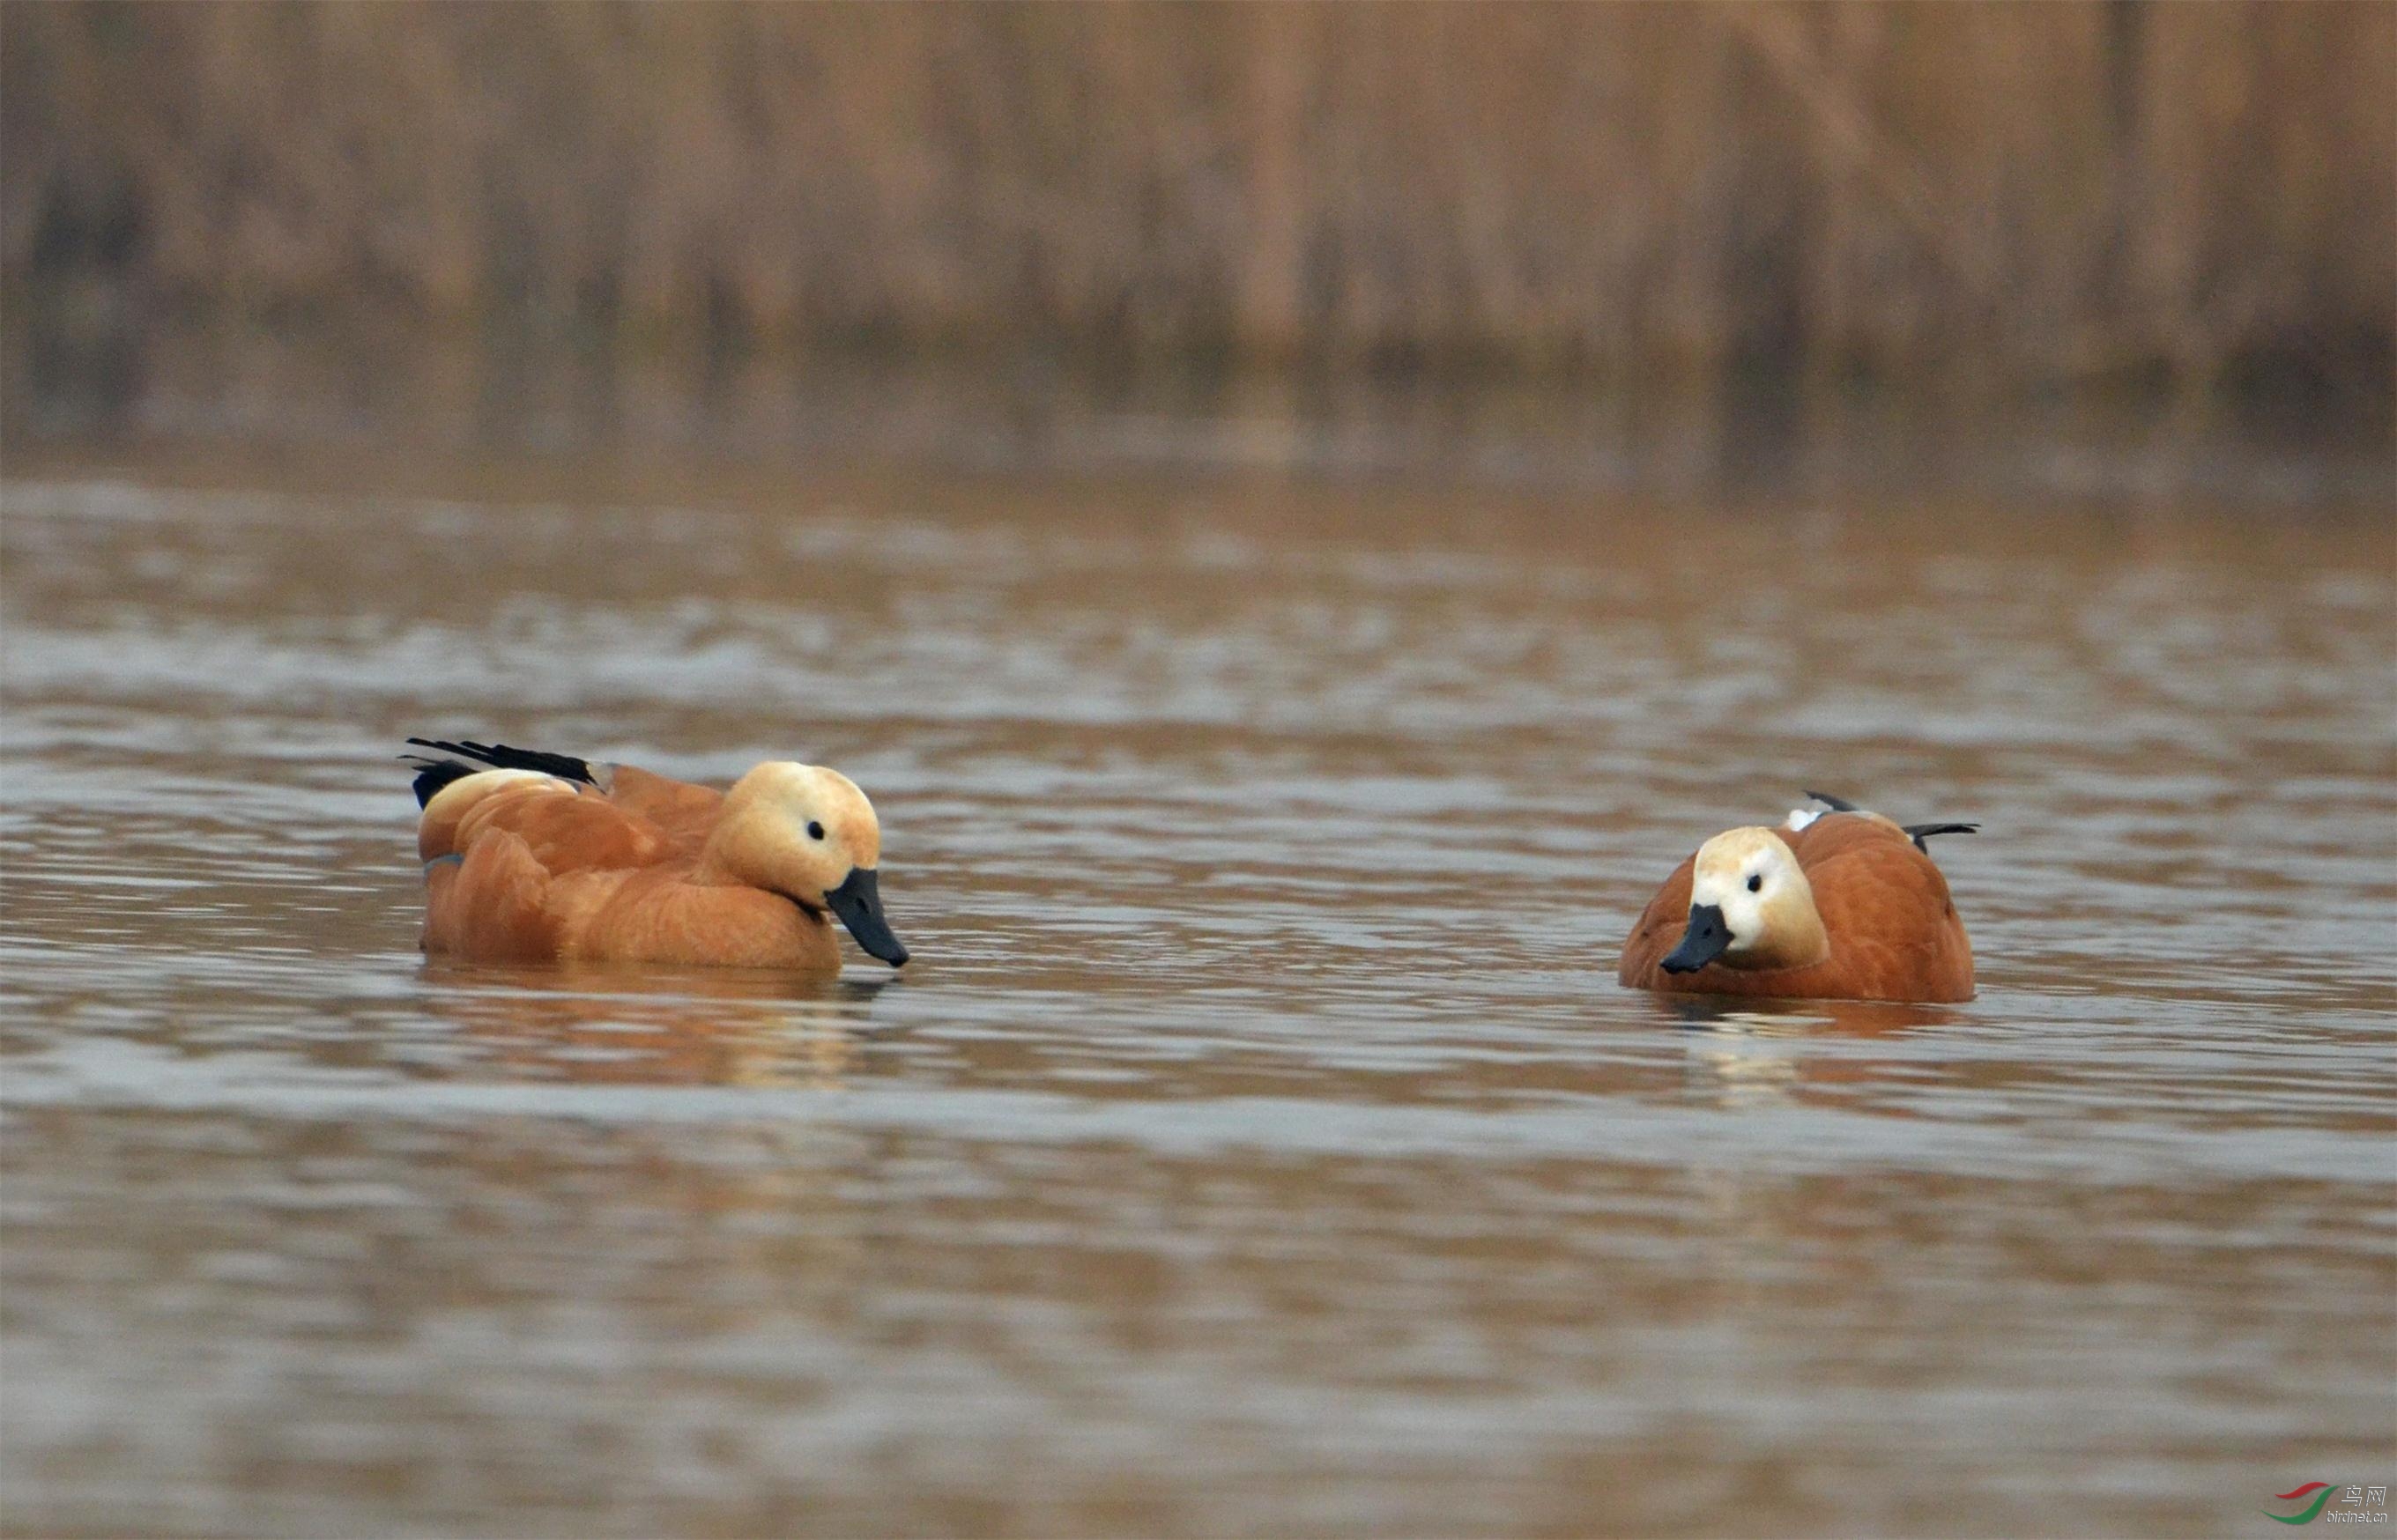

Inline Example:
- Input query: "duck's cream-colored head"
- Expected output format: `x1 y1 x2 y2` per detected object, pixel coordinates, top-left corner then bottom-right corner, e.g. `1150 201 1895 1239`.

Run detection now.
704 762 907 966
1661 826 1829 975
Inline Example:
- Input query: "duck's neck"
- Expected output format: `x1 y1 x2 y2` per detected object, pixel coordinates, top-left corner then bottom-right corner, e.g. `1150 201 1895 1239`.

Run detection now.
693 807 764 888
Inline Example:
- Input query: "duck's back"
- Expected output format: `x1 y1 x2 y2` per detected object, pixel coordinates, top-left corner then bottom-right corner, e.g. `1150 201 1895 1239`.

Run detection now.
601 763 726 848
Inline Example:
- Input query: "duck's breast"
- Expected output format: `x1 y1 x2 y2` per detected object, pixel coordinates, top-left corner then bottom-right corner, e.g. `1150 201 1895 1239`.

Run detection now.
1617 853 1698 987
560 869 843 970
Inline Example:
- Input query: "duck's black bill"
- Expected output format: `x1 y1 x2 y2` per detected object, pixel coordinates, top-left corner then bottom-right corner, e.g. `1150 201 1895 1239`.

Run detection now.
1660 903 1732 974
824 867 909 966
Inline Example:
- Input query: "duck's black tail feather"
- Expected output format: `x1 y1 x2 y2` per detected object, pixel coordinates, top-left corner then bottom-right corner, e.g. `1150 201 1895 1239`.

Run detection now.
1902 821 1980 853
1804 789 1863 812
401 738 598 809
403 756 479 808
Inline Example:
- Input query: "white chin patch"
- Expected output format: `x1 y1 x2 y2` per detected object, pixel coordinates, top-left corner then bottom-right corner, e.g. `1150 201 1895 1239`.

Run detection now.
1785 808 1822 832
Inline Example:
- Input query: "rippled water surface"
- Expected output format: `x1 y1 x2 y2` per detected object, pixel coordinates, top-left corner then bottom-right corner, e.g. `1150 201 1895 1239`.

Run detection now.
3 444 2391 1536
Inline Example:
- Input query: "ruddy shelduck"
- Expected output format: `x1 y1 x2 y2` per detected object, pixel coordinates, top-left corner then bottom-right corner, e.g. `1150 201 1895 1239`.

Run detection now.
402 738 909 971
1619 792 1976 1003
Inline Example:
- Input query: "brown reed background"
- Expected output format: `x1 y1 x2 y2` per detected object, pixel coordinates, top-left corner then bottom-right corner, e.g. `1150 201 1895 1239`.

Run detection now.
4 1 2392 405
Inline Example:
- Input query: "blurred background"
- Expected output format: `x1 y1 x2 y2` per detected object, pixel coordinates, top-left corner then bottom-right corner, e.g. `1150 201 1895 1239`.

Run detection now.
5 1 2391 491
4 7 2393 1538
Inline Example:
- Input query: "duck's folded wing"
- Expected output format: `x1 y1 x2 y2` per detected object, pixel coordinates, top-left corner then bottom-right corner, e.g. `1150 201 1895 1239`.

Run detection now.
1801 840 1973 1001
420 772 677 874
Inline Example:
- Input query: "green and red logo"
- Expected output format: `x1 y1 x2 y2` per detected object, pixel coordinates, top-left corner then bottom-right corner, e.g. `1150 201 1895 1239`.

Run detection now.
2267 1484 2337 1525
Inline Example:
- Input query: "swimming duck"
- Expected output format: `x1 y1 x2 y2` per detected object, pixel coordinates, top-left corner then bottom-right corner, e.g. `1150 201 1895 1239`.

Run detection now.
402 739 908 971
1618 792 1976 1003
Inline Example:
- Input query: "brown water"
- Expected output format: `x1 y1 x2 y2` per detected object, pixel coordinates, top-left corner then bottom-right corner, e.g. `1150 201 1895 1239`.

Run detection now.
2 441 2392 1536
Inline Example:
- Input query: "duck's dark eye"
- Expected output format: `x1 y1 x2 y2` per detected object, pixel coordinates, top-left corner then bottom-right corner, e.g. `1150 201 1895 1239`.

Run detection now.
807 821 826 840
1747 873 1762 892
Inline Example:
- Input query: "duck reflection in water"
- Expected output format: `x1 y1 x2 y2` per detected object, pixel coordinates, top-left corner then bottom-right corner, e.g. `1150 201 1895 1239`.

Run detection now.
1654 993 1969 1110
419 961 898 1090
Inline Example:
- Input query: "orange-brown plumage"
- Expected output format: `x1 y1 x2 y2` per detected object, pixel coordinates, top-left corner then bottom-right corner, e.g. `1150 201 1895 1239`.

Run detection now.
1619 804 1974 1003
405 744 908 973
